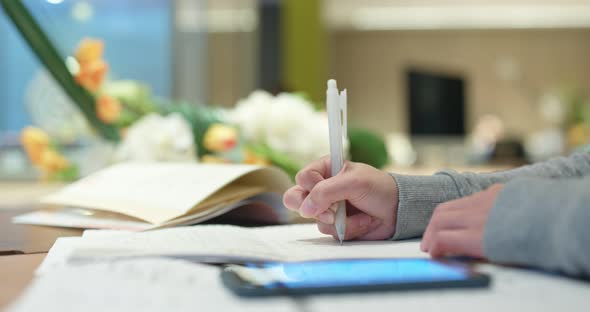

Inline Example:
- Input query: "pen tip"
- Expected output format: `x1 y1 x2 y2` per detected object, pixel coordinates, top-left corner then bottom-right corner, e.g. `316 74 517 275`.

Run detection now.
339 239 343 245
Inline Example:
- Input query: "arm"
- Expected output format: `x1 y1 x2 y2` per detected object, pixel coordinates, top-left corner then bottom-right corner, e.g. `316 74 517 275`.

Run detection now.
484 177 590 277
392 152 590 239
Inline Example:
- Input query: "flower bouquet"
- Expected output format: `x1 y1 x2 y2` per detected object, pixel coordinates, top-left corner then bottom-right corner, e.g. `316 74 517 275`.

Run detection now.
2 0 389 181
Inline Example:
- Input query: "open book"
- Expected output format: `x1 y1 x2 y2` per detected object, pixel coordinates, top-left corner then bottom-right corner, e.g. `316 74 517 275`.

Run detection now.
14 162 293 231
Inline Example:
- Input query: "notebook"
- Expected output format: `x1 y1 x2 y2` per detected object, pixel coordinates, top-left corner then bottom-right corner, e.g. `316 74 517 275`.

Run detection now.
13 162 294 231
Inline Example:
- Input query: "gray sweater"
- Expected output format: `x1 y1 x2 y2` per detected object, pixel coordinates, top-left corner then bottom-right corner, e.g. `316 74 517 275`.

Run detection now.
391 152 590 277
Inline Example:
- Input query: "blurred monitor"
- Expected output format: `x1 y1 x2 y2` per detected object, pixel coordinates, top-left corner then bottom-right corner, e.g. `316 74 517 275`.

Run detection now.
406 69 466 136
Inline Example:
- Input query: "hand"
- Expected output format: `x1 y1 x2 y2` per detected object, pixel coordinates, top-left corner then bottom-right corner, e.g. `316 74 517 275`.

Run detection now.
421 184 504 258
283 156 398 241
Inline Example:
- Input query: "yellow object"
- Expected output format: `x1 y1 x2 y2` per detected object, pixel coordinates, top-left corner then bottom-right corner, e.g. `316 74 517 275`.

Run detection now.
96 95 122 124
567 123 590 148
39 149 70 173
75 38 104 64
243 148 270 165
20 126 73 180
200 155 230 164
20 126 50 165
203 124 238 152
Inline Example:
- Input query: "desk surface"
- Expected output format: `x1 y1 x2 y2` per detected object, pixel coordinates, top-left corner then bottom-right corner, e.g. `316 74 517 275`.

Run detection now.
0 253 45 309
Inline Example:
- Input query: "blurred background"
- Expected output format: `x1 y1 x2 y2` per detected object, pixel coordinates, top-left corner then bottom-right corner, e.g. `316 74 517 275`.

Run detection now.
2 0 590 180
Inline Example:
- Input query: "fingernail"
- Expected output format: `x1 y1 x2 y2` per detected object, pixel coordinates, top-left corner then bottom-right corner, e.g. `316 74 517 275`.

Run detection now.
301 198 316 217
318 211 335 224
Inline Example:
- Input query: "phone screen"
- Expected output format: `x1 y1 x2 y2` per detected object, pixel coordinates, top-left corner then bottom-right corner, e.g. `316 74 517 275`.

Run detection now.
235 259 471 289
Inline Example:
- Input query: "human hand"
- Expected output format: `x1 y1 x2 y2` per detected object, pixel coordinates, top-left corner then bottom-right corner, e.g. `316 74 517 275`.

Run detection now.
283 156 398 241
421 184 504 258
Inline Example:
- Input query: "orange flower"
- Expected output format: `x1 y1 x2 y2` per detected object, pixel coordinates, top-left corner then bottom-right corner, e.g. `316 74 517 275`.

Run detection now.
202 124 238 152
74 38 108 92
75 59 108 92
75 38 104 64
96 95 122 124
20 126 50 166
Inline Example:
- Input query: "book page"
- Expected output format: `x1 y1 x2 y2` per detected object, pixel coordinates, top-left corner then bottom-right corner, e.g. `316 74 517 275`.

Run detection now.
67 224 427 263
253 224 427 261
41 163 292 224
70 225 284 263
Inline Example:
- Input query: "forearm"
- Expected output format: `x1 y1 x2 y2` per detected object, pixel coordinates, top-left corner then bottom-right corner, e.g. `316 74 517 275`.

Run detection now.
441 152 590 197
484 177 590 277
391 152 590 240
390 173 460 239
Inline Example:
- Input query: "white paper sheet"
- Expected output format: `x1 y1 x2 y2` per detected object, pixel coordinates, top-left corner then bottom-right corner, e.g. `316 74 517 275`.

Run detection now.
9 259 296 312
19 227 590 312
67 224 428 263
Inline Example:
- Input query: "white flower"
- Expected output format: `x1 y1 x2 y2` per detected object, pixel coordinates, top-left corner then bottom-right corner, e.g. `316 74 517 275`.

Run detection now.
229 90 349 166
114 113 197 162
227 90 273 143
265 93 316 157
300 112 331 162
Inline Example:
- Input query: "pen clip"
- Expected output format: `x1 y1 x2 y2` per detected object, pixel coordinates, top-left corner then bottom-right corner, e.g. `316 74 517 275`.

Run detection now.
340 89 347 144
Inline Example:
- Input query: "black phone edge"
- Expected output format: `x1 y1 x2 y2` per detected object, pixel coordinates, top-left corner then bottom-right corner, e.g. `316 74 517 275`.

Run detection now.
220 267 491 297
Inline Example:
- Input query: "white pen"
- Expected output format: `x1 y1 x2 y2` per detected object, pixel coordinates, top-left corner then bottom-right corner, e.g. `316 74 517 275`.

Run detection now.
326 79 347 244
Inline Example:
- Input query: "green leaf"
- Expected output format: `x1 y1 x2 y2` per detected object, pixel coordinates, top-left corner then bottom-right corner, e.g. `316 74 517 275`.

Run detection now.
247 144 301 180
51 165 80 182
348 128 389 169
0 0 120 141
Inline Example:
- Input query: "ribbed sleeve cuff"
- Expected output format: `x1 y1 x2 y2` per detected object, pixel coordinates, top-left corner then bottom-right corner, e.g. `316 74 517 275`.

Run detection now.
389 173 462 240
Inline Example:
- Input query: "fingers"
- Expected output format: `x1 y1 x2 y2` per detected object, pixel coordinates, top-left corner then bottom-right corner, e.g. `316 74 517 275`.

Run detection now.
283 185 307 212
284 185 337 224
299 173 362 217
427 230 484 258
421 206 470 251
421 187 499 259
316 213 377 241
295 156 330 191
317 209 335 224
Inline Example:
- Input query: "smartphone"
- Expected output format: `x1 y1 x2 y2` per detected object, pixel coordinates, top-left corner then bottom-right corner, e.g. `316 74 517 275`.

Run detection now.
221 258 490 296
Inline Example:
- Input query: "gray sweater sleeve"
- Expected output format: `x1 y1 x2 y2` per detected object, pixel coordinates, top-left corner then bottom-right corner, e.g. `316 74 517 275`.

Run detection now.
390 152 590 239
484 177 590 277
